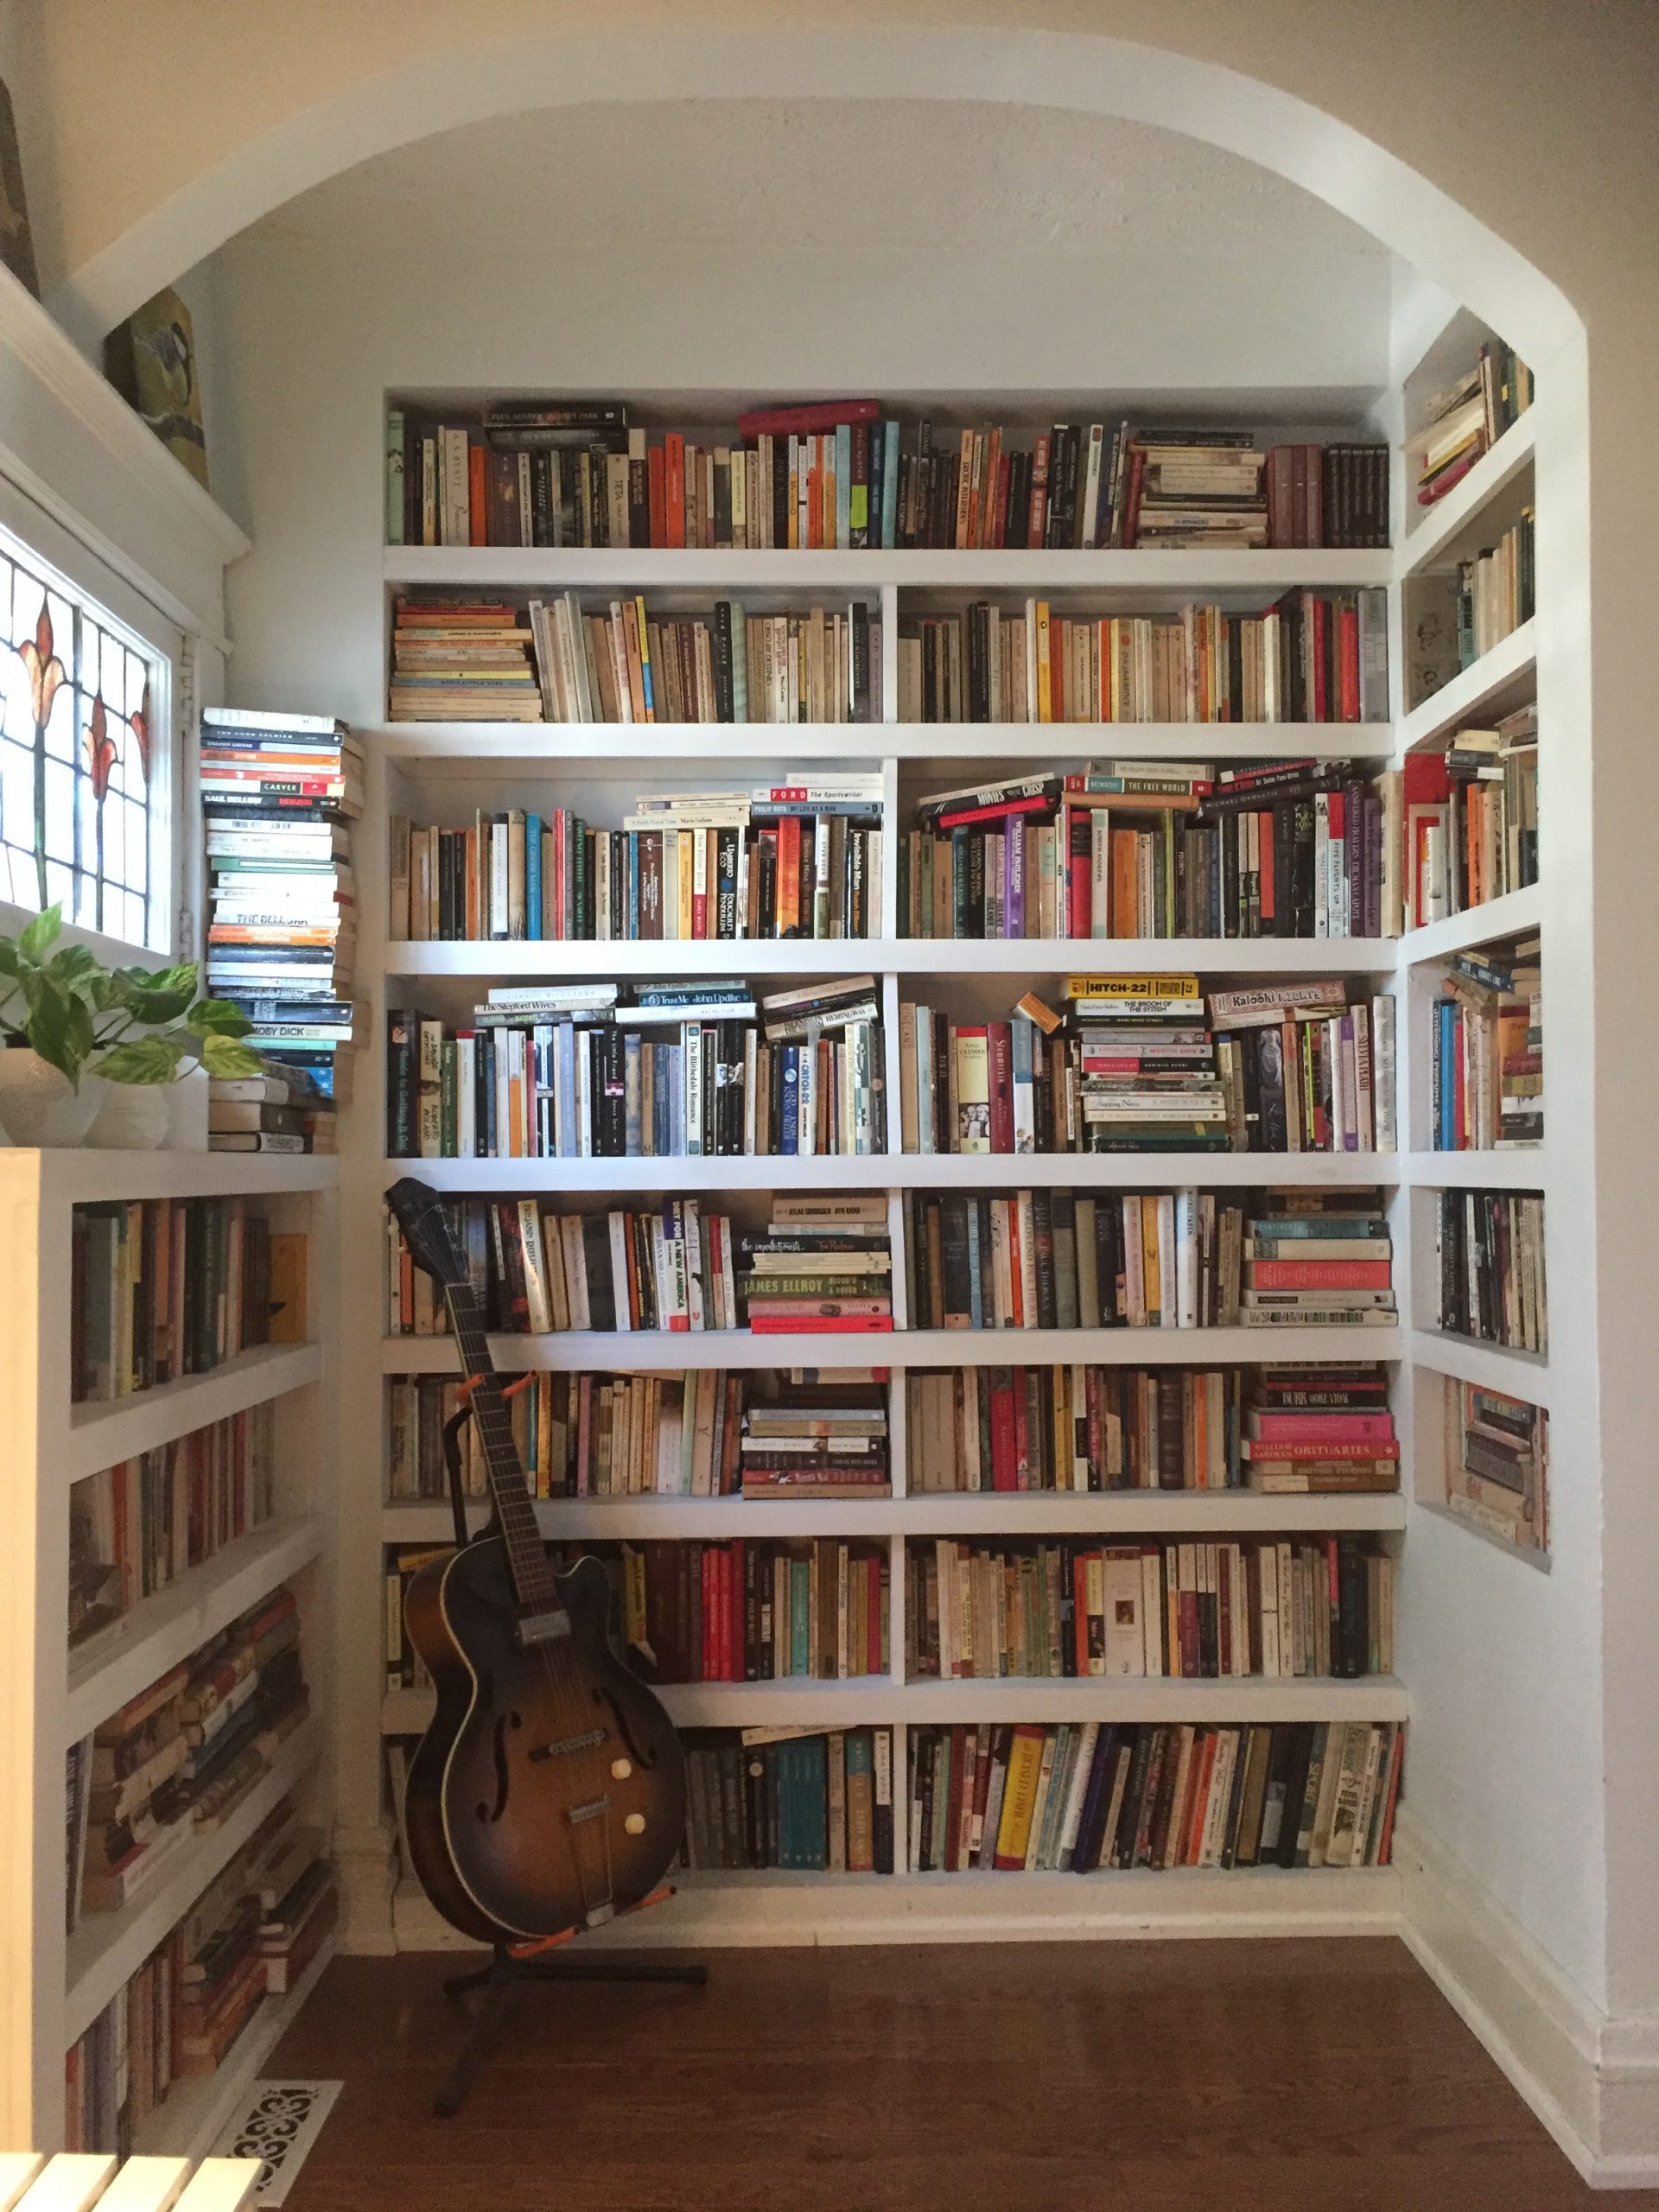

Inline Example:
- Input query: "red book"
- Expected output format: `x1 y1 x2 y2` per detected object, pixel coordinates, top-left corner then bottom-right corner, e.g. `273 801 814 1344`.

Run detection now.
1241 1439 1402 1462
1249 1412 1395 1441
737 399 879 439
777 816 802 933
467 444 487 547
1073 1554 1091 1675
987 1022 1014 1154
989 1374 1017 1491
994 454 1013 548
747 1315 893 1334
806 449 823 550
1340 604 1361 721
700 1549 715 1680
1258 810 1276 929
1010 1364 1030 1486
1122 446 1147 545
1066 805 1091 939
647 447 666 547
1178 1580 1200 1678
944 1725 969 1872
936 794 1055 831
664 434 686 548
1184 1732 1218 1864
1249 1260 1393 1290
729 1541 746 1681
1417 448 1480 505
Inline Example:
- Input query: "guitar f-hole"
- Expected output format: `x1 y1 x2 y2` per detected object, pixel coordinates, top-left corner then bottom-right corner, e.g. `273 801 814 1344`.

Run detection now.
475 1710 522 1823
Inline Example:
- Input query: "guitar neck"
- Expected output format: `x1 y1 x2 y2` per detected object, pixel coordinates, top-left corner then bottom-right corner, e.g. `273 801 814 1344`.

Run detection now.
442 1282 560 1616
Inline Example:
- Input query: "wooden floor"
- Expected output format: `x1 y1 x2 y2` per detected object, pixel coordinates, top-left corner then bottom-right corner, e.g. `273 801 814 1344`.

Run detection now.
269 1940 1657 2210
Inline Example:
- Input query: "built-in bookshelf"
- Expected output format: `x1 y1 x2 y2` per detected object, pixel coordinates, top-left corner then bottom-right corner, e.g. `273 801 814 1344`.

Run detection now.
0 1149 338 2153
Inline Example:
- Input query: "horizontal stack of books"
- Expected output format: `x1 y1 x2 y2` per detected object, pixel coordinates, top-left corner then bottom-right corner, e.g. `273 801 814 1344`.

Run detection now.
906 1717 1403 1872
392 774 885 944
208 1069 334 1156
1239 1196 1396 1332
894 590 1389 725
1409 342 1533 509
738 1194 893 1338
906 1534 1391 1681
1241 1364 1400 1493
387 975 885 1159
624 1539 888 1680
68 1407 274 1643
739 1370 890 1497
679 1726 894 1873
387 597 541 720
1432 938 1541 1149
387 398 1389 554
1446 1382 1548 1554
1435 1188 1547 1352
70 1198 290 1401
524 590 880 724
1071 974 1229 1151
907 1366 1242 1493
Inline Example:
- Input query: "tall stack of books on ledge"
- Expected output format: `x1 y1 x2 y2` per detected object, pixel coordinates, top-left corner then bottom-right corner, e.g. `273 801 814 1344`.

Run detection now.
1408 342 1534 510
201 707 361 1148
1446 1382 1548 1555
385 397 1389 552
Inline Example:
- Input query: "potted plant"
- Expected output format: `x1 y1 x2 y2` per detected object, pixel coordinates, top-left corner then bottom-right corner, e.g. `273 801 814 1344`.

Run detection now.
0 905 264 1147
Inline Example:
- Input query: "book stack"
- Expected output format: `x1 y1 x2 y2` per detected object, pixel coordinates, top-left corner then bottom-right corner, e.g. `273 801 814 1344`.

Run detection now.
175 1586 308 1830
1409 342 1532 509
905 1188 1246 1332
69 1665 194 1923
894 590 1389 725
1211 982 1396 1154
209 1069 334 1156
1439 704 1539 912
624 1539 889 1679
907 1366 1242 1493
738 1193 893 1338
392 773 885 943
906 1718 1403 1873
257 1843 338 1996
69 1198 289 1401
524 590 881 724
1432 938 1542 1149
1241 1363 1400 1493
906 1534 1391 1681
201 706 360 1117
1129 432 1267 548
387 975 885 1160
1446 1381 1549 1554
388 596 542 720
1263 442 1390 549
68 1406 275 1643
1239 1196 1396 1332
740 1371 891 1498
1071 973 1230 1151
680 1726 895 1873
1435 1188 1548 1352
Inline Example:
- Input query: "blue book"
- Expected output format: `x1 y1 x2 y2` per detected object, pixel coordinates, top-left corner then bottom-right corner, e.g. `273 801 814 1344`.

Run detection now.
627 830 641 940
1438 1000 1456 1149
881 421 901 547
835 423 852 547
965 1200 983 1330
623 1032 643 1157
791 1558 812 1677
524 812 542 938
780 1048 799 1155
730 602 748 723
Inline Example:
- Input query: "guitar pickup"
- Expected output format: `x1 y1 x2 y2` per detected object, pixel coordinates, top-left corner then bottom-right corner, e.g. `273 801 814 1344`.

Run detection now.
516 1608 571 1647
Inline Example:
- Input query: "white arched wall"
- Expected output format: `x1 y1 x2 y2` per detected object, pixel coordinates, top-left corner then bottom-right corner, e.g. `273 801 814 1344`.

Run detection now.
73 12 1659 2182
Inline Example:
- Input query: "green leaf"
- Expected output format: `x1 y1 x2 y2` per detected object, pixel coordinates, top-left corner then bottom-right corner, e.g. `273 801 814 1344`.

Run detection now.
95 1034 184 1084
18 906 61 963
62 991 94 1073
145 962 200 996
25 980 77 1081
0 943 22 981
200 1033 264 1078
114 982 197 1025
187 998 252 1037
48 944 102 988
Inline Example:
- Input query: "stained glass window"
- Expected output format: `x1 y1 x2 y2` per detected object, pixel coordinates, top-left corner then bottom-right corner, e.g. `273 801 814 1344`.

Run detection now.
0 528 165 950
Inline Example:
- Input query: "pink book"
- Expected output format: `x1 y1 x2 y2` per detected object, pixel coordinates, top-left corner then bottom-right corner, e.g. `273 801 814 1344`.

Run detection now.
1249 1412 1396 1442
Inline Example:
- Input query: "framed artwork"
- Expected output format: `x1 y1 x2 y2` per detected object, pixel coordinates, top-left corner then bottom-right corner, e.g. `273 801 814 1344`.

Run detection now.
105 286 211 492
0 76 38 296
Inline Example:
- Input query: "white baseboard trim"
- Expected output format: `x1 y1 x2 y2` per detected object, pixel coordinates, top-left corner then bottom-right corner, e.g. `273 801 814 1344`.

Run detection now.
1395 1808 1659 2188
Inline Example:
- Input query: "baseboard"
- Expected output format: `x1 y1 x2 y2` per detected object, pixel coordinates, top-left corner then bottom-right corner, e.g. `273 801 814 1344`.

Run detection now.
1395 1809 1659 2188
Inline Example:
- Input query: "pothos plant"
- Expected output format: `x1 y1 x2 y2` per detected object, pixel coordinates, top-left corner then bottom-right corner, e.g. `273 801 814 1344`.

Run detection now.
0 905 264 1086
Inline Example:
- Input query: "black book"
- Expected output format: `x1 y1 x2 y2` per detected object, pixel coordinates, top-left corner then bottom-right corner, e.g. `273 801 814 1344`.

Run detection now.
713 602 735 723
939 1198 972 1329
1275 1724 1318 1868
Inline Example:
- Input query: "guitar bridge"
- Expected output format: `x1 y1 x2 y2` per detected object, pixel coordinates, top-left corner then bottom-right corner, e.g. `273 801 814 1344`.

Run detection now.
564 1796 615 1928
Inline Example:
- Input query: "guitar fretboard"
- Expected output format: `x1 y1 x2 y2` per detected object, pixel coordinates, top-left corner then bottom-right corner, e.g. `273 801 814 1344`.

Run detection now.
445 1282 560 1613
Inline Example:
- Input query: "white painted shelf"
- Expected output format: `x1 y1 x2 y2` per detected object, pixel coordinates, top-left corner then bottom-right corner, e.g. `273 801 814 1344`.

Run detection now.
385 935 1401 978
22 1153 338 1205
379 1488 1408 1543
388 1150 1402 1194
1402 1149 1547 1192
65 1515 327 1745
1398 620 1536 753
382 1323 1404 1374
1401 410 1538 576
64 1343 325 1487
1406 1329 1551 1409
64 1717 324 2046
1401 883 1541 965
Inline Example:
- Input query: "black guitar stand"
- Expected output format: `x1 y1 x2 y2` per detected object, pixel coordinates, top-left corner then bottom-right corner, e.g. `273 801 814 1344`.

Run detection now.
429 1400 709 2120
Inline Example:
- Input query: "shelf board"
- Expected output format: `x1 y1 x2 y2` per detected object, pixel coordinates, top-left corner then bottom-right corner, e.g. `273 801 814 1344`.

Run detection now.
380 1490 1407 1542
1410 1494 1550 1575
383 1672 1405 1736
65 1716 323 2045
388 1151 1402 1194
382 1323 1403 1375
1401 412 1538 577
386 546 1394 593
385 936 1401 979
1398 621 1536 753
1401 883 1541 965
25 1152 338 1206
375 720 1394 771
63 1343 325 1486
65 1515 327 1745
1401 1149 1546 1192
130 1932 338 2161
1406 1328 1551 1408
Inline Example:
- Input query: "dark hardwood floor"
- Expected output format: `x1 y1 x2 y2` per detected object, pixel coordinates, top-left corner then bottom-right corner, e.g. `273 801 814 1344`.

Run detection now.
269 1940 1656 2210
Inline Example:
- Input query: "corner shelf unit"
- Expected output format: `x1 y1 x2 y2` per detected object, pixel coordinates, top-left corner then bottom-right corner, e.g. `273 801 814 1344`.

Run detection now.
0 1149 340 2153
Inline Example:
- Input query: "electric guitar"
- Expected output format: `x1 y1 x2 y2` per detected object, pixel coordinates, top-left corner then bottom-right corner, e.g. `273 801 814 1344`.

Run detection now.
386 1174 687 1945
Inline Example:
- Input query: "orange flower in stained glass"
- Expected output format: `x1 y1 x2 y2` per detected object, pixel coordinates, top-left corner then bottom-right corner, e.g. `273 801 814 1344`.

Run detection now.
86 693 116 802
130 678 152 785
17 604 65 728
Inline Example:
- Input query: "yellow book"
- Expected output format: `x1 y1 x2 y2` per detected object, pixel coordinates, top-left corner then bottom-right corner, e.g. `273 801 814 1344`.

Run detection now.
1142 1199 1161 1325
1034 600 1053 722
633 594 656 724
677 830 696 942
621 1545 651 1658
995 1725 1049 1867
1065 972 1200 999
268 1233 308 1345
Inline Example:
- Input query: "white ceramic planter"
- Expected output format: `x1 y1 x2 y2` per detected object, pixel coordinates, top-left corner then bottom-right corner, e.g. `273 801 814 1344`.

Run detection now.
84 1080 172 1149
0 1052 105 1147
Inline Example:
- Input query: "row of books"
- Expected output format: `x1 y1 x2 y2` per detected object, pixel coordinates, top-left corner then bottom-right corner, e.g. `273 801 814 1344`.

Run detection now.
68 1408 275 1646
201 707 361 1112
903 979 1395 1156
906 1718 1403 1873
1409 343 1533 509
903 1188 1394 1333
1445 1382 1548 1555
388 979 885 1160
64 1796 333 2152
679 1727 894 1873
907 1363 1397 1497
391 779 885 944
906 1535 1392 1681
1459 511 1535 666
1425 706 1538 915
1434 1188 1547 1354
895 591 1389 725
385 398 1389 552
386 1192 893 1338
625 1540 888 1681
1432 937 1541 1149
66 1588 308 1929
70 1199 298 1403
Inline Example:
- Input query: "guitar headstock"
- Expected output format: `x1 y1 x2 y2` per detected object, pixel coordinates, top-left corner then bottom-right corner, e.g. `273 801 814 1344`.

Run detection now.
385 1175 467 1288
